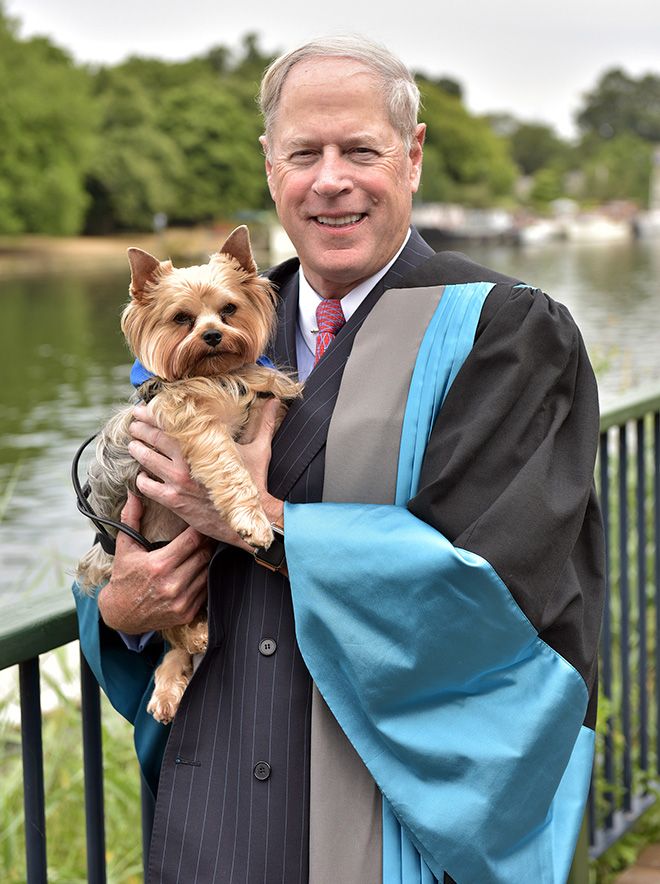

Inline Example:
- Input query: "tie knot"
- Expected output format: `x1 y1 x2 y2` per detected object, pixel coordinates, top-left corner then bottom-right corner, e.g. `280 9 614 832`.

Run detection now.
314 298 346 366
315 298 345 335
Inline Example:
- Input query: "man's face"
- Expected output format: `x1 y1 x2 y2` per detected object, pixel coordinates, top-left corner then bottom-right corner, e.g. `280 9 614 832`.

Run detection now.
262 58 425 298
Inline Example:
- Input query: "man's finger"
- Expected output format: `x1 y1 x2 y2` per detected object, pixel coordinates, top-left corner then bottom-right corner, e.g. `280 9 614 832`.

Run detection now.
129 439 175 482
120 490 143 530
255 398 281 441
133 403 157 425
130 419 182 461
114 491 146 553
156 525 209 563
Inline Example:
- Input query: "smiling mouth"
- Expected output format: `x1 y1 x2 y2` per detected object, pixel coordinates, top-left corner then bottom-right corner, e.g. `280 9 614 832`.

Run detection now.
314 213 366 227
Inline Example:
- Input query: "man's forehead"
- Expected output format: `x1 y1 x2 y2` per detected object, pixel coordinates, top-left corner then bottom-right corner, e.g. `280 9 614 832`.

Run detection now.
276 57 382 111
283 55 377 86
280 131 384 147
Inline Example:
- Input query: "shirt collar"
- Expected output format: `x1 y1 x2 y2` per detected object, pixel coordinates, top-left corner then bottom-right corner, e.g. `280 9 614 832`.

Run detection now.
297 229 411 357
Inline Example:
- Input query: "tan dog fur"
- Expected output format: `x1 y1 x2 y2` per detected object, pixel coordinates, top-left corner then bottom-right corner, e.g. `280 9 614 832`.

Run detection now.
76 226 301 724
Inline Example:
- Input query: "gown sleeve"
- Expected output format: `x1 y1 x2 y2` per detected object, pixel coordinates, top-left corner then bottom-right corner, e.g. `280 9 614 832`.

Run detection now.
74 584 169 796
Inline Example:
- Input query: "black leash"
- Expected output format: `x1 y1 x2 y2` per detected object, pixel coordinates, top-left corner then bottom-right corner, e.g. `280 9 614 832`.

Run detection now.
71 433 170 555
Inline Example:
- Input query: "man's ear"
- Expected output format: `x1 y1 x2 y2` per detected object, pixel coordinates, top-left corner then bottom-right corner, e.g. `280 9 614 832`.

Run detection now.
127 248 165 299
409 123 426 193
218 225 257 274
260 135 277 200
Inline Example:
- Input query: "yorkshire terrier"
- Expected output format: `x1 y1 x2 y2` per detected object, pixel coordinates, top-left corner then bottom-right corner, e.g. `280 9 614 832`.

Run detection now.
76 225 300 724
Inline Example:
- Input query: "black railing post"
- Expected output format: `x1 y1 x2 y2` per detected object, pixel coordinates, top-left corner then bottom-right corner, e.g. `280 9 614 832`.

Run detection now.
80 649 107 884
18 657 47 884
600 430 614 831
636 417 648 777
619 423 632 813
655 413 660 775
141 775 155 880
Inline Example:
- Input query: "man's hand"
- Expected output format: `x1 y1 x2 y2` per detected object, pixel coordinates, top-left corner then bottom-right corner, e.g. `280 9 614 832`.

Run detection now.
128 397 285 546
97 492 211 634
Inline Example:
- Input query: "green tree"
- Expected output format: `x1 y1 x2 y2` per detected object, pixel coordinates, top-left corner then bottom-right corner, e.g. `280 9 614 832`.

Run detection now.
418 77 517 205
0 8 96 234
159 79 268 222
577 68 660 142
85 68 184 232
529 167 564 207
579 133 653 205
84 34 275 230
508 122 569 176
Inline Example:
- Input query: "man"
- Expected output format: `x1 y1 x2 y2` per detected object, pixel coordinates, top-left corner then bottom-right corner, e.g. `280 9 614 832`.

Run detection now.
76 36 604 884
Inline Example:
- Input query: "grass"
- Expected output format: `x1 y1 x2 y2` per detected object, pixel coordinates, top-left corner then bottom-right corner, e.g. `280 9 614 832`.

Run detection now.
0 648 144 883
592 797 660 882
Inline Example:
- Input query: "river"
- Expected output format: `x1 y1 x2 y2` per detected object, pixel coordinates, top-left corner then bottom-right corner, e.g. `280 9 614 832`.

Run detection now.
1 238 659 610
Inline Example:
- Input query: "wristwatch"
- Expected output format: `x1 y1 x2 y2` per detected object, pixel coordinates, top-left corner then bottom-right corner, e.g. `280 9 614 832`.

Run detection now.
253 523 286 572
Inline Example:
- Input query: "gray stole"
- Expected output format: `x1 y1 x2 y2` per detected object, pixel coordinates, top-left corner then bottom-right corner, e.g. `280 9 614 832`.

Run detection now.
309 284 447 883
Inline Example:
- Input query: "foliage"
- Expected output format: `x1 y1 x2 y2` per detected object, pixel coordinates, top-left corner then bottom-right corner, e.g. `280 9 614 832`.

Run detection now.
508 122 570 176
592 797 660 884
0 651 143 882
0 7 97 235
529 166 565 206
85 39 272 232
85 69 184 232
418 77 517 205
577 68 660 142
2 0 660 233
577 132 654 206
589 416 660 882
158 78 267 222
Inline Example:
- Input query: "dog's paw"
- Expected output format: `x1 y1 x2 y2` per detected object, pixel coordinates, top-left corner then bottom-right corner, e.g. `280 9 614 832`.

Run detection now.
148 689 183 725
147 695 176 725
231 507 273 549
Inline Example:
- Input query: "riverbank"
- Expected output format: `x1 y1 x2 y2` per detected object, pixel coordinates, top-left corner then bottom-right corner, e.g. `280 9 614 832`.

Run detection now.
0 224 271 277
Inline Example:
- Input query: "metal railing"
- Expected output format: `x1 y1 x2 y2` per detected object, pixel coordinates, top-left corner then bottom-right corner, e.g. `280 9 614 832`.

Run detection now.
587 382 660 859
0 601 154 883
2 381 660 882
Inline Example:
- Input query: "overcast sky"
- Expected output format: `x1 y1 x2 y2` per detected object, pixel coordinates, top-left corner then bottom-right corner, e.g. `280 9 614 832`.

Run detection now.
6 0 660 137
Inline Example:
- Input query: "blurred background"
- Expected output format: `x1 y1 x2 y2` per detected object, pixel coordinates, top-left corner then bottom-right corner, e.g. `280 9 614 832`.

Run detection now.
1 2 660 877
2 0 660 634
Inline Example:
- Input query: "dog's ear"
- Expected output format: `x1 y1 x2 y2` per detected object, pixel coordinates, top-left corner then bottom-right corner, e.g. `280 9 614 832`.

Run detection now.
127 248 168 299
217 225 257 275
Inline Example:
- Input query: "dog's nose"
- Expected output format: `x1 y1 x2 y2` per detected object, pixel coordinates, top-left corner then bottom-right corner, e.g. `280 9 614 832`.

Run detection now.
202 330 223 348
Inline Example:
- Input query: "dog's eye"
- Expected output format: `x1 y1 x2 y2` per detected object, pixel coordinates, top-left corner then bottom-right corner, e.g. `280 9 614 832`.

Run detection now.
174 312 193 325
221 304 237 317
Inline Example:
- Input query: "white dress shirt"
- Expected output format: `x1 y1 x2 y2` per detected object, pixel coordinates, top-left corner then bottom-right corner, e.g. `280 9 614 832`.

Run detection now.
295 230 411 381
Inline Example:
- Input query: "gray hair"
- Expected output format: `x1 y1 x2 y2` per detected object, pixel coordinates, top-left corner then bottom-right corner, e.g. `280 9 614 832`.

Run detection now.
259 35 420 153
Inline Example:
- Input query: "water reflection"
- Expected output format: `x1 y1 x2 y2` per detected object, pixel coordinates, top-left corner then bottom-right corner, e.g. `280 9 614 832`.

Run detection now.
1 240 660 605
468 239 660 400
0 268 132 606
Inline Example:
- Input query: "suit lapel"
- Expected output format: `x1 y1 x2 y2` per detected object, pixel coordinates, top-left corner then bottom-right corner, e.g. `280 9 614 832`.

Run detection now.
268 230 435 500
269 258 300 373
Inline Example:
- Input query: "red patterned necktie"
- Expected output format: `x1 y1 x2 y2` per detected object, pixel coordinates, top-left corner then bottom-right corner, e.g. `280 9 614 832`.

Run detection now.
314 298 346 365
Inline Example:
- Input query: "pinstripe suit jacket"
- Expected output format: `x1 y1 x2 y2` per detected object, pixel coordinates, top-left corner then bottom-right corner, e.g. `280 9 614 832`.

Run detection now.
145 230 435 883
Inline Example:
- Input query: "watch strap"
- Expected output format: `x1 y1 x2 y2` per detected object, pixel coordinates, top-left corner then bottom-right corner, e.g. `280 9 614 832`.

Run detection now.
253 524 286 572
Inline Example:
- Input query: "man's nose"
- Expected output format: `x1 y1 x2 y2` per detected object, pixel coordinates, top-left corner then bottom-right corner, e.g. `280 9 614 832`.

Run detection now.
311 153 354 197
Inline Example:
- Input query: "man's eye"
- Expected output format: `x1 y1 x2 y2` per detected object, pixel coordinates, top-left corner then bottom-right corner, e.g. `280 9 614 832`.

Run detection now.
290 150 316 161
221 304 237 317
174 312 193 325
351 147 376 158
